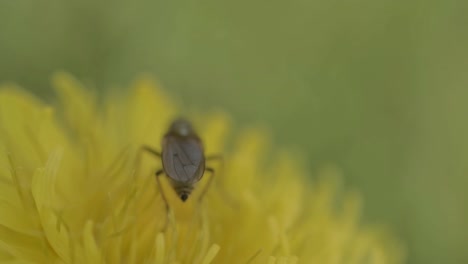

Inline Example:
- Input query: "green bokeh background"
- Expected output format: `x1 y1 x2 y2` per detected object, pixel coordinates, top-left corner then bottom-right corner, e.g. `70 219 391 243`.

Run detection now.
1 1 467 263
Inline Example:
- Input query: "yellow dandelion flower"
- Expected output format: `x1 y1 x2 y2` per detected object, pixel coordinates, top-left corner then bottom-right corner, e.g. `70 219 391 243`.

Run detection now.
0 72 405 264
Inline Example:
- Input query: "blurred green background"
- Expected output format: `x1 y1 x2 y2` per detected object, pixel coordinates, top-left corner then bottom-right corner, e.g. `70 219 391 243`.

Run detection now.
1 0 467 263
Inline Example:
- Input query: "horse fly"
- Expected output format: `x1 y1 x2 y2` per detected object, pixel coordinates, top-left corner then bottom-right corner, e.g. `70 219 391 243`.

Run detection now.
141 118 219 209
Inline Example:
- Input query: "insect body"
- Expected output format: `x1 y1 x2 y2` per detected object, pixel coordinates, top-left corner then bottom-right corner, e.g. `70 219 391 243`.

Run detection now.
160 119 206 201
142 118 215 203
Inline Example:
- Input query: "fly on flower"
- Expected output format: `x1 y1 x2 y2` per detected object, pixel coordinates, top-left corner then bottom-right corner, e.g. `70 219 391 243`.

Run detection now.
142 118 220 205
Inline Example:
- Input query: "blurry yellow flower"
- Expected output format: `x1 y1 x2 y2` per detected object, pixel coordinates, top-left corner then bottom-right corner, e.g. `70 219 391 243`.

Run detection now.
0 73 405 264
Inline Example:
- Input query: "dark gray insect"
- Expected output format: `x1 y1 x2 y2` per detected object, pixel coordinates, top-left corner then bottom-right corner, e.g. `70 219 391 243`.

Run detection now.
142 118 218 203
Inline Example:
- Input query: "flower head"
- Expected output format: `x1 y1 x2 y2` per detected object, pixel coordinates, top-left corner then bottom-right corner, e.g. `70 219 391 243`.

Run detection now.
0 73 405 263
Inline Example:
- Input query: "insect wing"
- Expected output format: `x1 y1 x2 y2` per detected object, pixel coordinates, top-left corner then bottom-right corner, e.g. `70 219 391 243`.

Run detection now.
162 137 205 183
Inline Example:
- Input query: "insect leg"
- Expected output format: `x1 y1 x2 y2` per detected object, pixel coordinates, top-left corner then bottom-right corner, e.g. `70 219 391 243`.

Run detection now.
206 154 223 161
198 167 215 202
142 145 161 157
187 154 222 203
204 157 239 208
155 169 168 208
205 154 225 190
134 146 170 230
134 145 161 179
245 249 263 263
155 169 171 230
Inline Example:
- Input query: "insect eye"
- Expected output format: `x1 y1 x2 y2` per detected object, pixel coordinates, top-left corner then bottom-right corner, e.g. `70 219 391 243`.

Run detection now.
180 193 189 202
